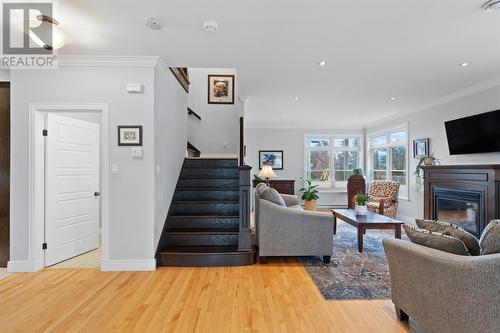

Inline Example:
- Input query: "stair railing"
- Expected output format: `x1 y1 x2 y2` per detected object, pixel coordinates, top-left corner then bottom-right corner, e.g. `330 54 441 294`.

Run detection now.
237 165 252 251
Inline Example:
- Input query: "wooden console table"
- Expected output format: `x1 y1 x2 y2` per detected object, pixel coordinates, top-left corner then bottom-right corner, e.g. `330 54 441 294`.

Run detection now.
252 179 295 195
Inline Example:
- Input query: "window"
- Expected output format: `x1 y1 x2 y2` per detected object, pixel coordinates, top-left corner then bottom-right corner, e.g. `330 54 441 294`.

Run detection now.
305 135 362 188
367 126 408 199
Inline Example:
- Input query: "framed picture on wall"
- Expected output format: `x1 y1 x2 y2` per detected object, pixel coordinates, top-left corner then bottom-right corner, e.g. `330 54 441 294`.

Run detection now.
259 150 284 170
118 126 143 146
413 138 429 158
208 74 235 104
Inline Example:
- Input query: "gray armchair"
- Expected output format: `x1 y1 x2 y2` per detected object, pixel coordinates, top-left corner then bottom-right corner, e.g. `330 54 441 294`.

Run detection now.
383 239 500 333
255 186 333 264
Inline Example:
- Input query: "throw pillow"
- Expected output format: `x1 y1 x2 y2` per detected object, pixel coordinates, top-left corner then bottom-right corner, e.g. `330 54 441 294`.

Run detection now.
479 220 500 255
415 219 481 256
260 187 286 207
404 224 469 256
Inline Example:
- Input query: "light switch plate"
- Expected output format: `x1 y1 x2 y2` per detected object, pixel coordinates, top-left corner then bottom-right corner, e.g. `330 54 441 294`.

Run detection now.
131 147 143 159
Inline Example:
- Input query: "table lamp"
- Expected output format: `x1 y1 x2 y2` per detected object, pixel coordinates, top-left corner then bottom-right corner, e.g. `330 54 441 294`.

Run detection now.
259 165 276 185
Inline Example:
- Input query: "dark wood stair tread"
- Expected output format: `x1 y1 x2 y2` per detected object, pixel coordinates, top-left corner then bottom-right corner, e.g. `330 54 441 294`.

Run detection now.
175 187 239 191
159 245 248 254
173 200 239 204
166 228 238 234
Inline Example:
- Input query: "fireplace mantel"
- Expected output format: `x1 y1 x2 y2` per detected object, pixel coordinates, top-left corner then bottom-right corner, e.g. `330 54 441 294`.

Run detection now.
423 164 500 236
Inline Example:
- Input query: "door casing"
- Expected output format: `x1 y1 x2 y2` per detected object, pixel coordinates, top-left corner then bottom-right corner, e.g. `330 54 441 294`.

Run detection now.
29 104 110 271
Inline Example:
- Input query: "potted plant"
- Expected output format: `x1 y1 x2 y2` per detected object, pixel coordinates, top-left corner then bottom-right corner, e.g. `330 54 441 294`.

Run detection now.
352 168 364 176
354 192 368 215
415 154 441 191
299 177 320 211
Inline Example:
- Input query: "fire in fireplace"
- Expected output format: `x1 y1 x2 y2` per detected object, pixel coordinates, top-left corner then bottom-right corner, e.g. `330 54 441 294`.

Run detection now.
433 188 482 237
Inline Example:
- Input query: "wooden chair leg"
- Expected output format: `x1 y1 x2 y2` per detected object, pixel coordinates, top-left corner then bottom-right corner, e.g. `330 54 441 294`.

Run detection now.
395 306 409 321
259 256 268 264
379 198 385 215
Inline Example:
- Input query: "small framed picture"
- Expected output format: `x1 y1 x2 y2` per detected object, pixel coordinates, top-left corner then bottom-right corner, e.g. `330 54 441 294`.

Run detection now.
259 150 283 170
118 126 143 146
208 74 235 104
413 138 429 158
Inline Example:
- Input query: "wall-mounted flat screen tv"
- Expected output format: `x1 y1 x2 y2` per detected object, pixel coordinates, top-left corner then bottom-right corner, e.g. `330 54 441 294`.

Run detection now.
445 109 500 155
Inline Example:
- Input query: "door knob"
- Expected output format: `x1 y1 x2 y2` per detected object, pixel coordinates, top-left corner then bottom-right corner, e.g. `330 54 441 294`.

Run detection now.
94 192 101 197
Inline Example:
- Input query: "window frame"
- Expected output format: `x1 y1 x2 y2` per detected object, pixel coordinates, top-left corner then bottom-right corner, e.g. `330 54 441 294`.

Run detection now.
304 134 364 189
367 123 409 200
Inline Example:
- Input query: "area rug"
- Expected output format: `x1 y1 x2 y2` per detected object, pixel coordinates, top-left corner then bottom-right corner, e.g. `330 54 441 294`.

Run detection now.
303 220 408 300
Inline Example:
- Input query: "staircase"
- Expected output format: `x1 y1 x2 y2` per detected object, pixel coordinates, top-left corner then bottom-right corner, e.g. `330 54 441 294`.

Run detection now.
157 158 255 267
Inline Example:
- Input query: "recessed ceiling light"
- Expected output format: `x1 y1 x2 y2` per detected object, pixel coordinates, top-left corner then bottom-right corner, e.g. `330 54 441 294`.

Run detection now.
146 18 162 30
293 96 300 101
389 97 397 101
281 113 286 119
459 62 470 67
319 60 327 67
482 0 500 11
203 20 218 32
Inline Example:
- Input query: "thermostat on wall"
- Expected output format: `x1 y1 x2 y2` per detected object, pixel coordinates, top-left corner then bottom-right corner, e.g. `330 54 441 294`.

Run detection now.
126 83 144 93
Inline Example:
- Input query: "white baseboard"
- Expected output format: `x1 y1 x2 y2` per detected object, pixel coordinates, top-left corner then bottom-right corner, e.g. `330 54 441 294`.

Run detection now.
100 258 156 271
7 258 37 272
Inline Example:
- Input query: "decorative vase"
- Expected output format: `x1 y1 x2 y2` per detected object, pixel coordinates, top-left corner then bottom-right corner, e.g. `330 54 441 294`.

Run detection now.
304 200 317 211
355 204 368 215
424 156 434 166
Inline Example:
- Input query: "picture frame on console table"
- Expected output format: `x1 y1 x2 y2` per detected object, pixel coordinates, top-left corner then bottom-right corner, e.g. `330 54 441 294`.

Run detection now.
413 138 429 158
259 150 283 170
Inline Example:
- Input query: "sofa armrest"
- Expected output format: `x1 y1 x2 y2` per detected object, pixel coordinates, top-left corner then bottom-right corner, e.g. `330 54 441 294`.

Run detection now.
258 199 333 257
280 194 299 207
383 239 500 333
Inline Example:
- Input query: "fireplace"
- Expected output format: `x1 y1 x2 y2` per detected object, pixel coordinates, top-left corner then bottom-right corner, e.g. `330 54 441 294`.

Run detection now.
433 188 483 237
423 165 500 237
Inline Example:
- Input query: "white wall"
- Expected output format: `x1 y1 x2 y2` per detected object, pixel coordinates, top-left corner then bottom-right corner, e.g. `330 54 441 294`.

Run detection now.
10 65 158 269
245 128 364 207
365 85 500 222
0 69 9 81
153 70 187 249
187 68 239 157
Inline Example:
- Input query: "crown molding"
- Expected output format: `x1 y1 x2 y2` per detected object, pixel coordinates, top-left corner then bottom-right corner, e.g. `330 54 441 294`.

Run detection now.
57 55 168 71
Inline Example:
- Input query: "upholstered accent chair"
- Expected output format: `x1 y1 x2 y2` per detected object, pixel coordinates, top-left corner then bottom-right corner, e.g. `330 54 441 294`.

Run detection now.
383 238 500 333
355 181 400 218
254 183 333 264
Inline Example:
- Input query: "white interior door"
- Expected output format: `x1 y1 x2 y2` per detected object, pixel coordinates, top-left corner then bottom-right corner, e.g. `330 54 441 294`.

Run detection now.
45 113 100 266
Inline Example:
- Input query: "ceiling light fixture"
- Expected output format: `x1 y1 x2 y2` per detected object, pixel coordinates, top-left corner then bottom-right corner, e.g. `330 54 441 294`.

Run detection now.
319 60 327 66
203 20 218 32
32 15 68 50
293 96 300 101
482 0 500 10
389 97 397 101
146 18 163 30
459 62 470 67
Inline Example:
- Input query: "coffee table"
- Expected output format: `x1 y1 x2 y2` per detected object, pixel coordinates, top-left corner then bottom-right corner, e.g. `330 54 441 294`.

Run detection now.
331 209 403 253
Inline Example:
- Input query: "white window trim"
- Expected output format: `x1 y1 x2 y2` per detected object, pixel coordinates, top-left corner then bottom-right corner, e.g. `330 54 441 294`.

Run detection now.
366 123 409 200
304 134 364 189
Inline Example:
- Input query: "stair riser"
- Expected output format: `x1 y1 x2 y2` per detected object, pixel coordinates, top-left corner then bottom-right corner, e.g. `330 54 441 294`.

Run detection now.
184 159 238 168
167 217 239 229
158 252 255 267
173 190 239 201
172 203 239 215
180 168 238 178
177 178 239 188
164 234 238 246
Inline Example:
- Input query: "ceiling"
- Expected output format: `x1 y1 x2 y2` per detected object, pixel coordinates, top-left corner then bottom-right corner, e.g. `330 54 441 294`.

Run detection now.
57 0 500 128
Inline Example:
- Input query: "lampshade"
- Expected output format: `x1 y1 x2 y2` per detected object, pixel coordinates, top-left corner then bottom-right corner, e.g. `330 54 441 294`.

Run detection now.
259 165 276 179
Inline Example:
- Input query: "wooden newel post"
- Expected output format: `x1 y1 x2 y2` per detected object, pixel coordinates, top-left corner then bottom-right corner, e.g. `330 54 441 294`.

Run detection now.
347 175 366 209
237 165 252 251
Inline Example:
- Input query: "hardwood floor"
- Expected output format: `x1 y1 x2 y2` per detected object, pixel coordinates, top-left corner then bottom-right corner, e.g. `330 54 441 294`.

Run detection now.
0 259 410 333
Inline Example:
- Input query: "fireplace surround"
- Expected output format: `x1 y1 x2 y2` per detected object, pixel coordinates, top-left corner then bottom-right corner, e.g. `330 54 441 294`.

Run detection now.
423 165 500 237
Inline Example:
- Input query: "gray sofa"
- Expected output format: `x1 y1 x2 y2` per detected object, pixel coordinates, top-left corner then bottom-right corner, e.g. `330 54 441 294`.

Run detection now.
255 184 333 264
383 238 500 333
